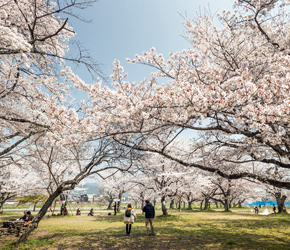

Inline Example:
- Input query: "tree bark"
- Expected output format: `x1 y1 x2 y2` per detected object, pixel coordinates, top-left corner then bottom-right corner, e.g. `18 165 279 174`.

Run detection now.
107 199 113 209
169 200 174 209
224 199 230 212
33 202 38 212
14 186 63 246
178 200 181 212
188 201 193 210
161 196 168 215
0 201 4 213
200 200 204 210
117 192 123 211
203 198 210 210
275 192 287 213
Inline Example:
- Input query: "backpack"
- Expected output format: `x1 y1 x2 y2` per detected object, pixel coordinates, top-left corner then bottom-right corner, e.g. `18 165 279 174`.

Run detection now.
125 209 131 217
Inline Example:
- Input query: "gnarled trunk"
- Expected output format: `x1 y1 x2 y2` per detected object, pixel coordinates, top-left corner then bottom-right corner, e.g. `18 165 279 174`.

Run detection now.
161 196 168 215
223 199 230 212
203 198 210 210
200 200 203 210
275 192 287 213
169 200 174 209
188 201 193 210
15 186 63 246
117 192 122 211
215 201 219 208
107 199 113 209
0 201 4 214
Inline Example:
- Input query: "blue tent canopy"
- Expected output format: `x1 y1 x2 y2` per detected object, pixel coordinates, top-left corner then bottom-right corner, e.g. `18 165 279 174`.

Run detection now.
246 201 290 206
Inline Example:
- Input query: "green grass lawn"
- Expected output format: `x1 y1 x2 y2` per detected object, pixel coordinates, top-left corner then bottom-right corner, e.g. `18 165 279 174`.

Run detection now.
1 208 290 250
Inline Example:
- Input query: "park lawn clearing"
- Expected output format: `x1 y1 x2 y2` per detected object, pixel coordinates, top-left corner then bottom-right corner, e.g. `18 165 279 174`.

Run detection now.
1 209 290 249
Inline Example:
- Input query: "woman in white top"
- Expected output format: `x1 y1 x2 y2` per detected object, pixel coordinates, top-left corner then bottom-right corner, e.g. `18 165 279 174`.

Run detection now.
123 203 137 236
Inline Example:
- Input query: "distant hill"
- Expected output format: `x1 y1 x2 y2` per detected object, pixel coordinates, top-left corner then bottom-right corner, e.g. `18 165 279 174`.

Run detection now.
70 182 99 196
83 182 99 194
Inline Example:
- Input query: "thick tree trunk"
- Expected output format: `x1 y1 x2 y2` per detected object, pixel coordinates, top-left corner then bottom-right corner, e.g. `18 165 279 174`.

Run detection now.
275 192 287 213
178 200 181 212
0 201 4 213
188 201 193 210
14 187 63 246
200 200 204 210
118 192 123 211
224 199 230 212
203 198 210 210
117 192 122 211
215 201 218 208
183 202 186 209
153 199 156 207
107 199 113 209
161 196 168 215
238 201 242 208
170 200 174 209
33 202 38 212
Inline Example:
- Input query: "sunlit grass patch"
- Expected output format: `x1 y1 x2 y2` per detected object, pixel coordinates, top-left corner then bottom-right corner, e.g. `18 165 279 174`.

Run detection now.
1 209 290 249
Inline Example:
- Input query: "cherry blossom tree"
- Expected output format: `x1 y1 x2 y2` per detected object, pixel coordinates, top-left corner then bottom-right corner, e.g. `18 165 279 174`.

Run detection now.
81 0 290 190
0 0 101 167
0 165 39 213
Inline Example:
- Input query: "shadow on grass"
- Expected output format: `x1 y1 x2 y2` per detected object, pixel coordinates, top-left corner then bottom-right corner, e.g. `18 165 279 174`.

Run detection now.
18 216 290 250
31 222 290 250
2 212 290 250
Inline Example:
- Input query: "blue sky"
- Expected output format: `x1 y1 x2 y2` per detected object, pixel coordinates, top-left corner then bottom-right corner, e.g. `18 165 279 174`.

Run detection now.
68 0 235 85
69 0 235 183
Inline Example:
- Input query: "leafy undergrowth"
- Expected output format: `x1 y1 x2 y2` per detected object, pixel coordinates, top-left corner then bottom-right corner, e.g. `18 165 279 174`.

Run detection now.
1 209 290 249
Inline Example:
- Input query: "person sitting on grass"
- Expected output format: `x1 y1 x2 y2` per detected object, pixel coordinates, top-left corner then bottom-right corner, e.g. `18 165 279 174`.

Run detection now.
88 208 94 216
123 203 137 236
76 208 81 215
19 211 28 221
24 211 34 226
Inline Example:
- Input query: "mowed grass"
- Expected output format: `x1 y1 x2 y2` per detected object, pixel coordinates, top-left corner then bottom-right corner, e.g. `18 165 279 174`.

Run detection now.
1 208 290 250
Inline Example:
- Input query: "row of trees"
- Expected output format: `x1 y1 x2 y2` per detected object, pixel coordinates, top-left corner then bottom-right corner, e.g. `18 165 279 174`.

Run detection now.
100 152 289 215
1 0 290 245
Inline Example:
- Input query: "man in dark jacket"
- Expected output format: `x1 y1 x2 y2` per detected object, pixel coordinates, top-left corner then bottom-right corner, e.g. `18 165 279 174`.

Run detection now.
142 200 155 236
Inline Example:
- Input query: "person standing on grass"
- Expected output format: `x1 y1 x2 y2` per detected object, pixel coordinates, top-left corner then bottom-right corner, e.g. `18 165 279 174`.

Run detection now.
113 202 117 215
142 200 155 236
254 205 259 214
273 204 276 213
123 203 137 236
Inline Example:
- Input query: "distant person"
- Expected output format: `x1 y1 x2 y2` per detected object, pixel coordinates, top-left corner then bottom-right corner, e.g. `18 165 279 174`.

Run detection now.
113 202 117 215
62 206 68 216
254 205 259 214
123 203 137 236
88 208 94 216
76 208 81 215
142 200 155 236
20 211 28 221
273 205 276 213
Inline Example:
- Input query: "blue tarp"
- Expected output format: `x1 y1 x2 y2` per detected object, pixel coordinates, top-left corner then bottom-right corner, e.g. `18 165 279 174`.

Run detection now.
246 201 290 207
